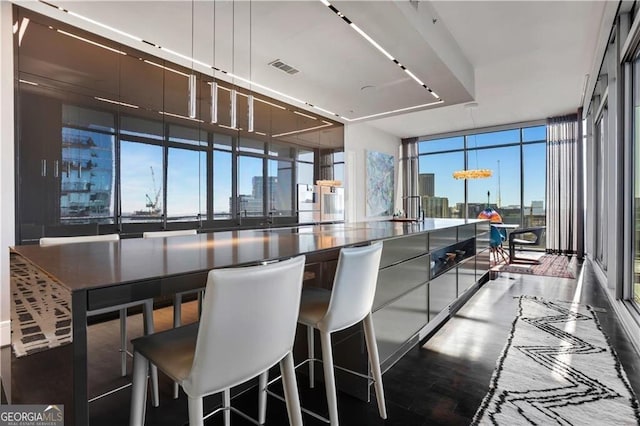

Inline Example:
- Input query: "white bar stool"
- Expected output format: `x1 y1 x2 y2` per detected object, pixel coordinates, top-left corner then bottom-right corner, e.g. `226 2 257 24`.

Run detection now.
262 242 387 425
129 256 306 426
142 229 202 399
39 234 159 406
142 229 201 327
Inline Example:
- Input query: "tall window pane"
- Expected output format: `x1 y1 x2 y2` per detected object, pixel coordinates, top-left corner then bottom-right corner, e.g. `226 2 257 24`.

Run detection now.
418 152 464 218
297 162 314 185
523 143 546 228
120 141 163 222
213 150 232 219
268 159 293 215
60 127 115 223
238 156 264 216
167 148 204 220
634 56 640 304
595 109 608 269
297 148 315 185
467 146 521 223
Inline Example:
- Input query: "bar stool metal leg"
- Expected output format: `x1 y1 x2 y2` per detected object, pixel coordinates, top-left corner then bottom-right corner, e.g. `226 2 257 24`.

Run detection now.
223 389 231 426
172 293 181 399
363 314 387 419
307 325 315 388
320 331 339 425
188 396 204 426
142 300 159 408
259 372 268 424
120 308 127 377
281 352 303 426
173 293 182 328
129 351 148 426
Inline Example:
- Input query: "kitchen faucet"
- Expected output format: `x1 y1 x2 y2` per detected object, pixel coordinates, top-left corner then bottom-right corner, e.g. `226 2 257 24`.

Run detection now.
403 195 424 220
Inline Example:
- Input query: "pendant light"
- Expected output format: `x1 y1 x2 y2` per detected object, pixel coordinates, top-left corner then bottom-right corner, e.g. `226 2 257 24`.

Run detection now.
230 0 237 129
452 103 492 180
188 0 197 119
247 0 254 132
210 0 217 124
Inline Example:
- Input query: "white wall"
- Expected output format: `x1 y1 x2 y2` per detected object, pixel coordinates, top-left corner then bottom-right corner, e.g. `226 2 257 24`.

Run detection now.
1 1 16 348
344 122 401 223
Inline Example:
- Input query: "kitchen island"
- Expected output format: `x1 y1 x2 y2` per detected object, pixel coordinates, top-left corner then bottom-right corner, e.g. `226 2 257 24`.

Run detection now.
3 218 489 425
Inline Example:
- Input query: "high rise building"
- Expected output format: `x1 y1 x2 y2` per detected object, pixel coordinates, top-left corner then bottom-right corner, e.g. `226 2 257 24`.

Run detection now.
422 196 449 218
418 173 435 197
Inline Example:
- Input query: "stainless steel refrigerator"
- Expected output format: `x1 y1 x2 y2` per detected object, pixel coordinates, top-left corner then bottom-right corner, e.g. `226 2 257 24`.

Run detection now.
297 184 320 223
318 185 344 222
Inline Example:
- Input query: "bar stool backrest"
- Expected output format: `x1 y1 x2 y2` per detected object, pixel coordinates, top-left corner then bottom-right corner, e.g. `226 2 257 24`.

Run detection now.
40 233 120 246
182 255 306 398
142 229 197 238
320 242 383 333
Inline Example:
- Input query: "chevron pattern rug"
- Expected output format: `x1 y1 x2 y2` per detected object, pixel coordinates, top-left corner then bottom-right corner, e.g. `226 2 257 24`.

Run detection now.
472 296 640 425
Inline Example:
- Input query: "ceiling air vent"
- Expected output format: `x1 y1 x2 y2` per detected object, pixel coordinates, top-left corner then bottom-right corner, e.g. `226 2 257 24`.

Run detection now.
268 59 300 75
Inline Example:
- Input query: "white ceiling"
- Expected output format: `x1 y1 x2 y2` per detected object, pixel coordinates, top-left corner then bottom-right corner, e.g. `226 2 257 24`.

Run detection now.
19 0 608 139
367 1 607 138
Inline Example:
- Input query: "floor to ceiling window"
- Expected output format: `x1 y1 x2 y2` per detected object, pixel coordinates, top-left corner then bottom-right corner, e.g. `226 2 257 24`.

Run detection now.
632 54 640 305
417 124 546 227
166 126 208 223
595 104 608 271
213 134 233 220
418 137 464 218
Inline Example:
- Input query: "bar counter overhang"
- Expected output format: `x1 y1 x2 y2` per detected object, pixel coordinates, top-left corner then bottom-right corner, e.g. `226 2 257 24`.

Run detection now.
2 219 490 425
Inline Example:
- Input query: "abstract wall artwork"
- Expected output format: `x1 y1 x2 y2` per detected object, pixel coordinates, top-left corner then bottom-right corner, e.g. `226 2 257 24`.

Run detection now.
366 150 394 217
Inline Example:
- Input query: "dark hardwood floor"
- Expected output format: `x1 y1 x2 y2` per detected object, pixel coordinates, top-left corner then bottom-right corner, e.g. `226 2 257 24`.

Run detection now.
8 257 640 425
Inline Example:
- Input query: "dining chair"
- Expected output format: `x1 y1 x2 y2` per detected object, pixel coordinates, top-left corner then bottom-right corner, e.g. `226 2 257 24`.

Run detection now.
489 225 509 265
508 226 546 263
129 255 306 426
262 242 386 426
39 233 159 406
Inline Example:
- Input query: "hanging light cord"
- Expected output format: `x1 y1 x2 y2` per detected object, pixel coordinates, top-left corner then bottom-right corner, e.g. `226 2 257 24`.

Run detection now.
249 0 252 89
469 108 479 169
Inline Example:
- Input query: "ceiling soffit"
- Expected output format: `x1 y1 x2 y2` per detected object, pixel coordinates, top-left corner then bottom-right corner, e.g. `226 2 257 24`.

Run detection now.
17 0 475 124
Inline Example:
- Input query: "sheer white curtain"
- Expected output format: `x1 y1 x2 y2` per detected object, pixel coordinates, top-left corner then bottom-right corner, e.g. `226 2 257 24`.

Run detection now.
546 114 579 254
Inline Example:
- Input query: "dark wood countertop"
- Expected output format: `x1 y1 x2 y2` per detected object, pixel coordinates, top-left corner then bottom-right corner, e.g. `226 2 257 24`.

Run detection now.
11 219 486 292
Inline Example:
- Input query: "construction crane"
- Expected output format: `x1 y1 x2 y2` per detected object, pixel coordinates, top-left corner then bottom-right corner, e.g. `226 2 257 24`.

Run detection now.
133 167 161 217
144 166 161 215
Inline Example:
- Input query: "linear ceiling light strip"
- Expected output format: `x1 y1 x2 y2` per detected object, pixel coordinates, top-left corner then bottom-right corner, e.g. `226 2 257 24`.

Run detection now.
319 0 440 100
39 0 437 122
349 99 444 122
272 122 333 138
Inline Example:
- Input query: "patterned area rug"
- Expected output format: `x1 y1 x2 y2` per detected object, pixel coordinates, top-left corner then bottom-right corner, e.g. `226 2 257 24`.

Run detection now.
10 253 72 357
496 254 575 279
472 296 640 425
